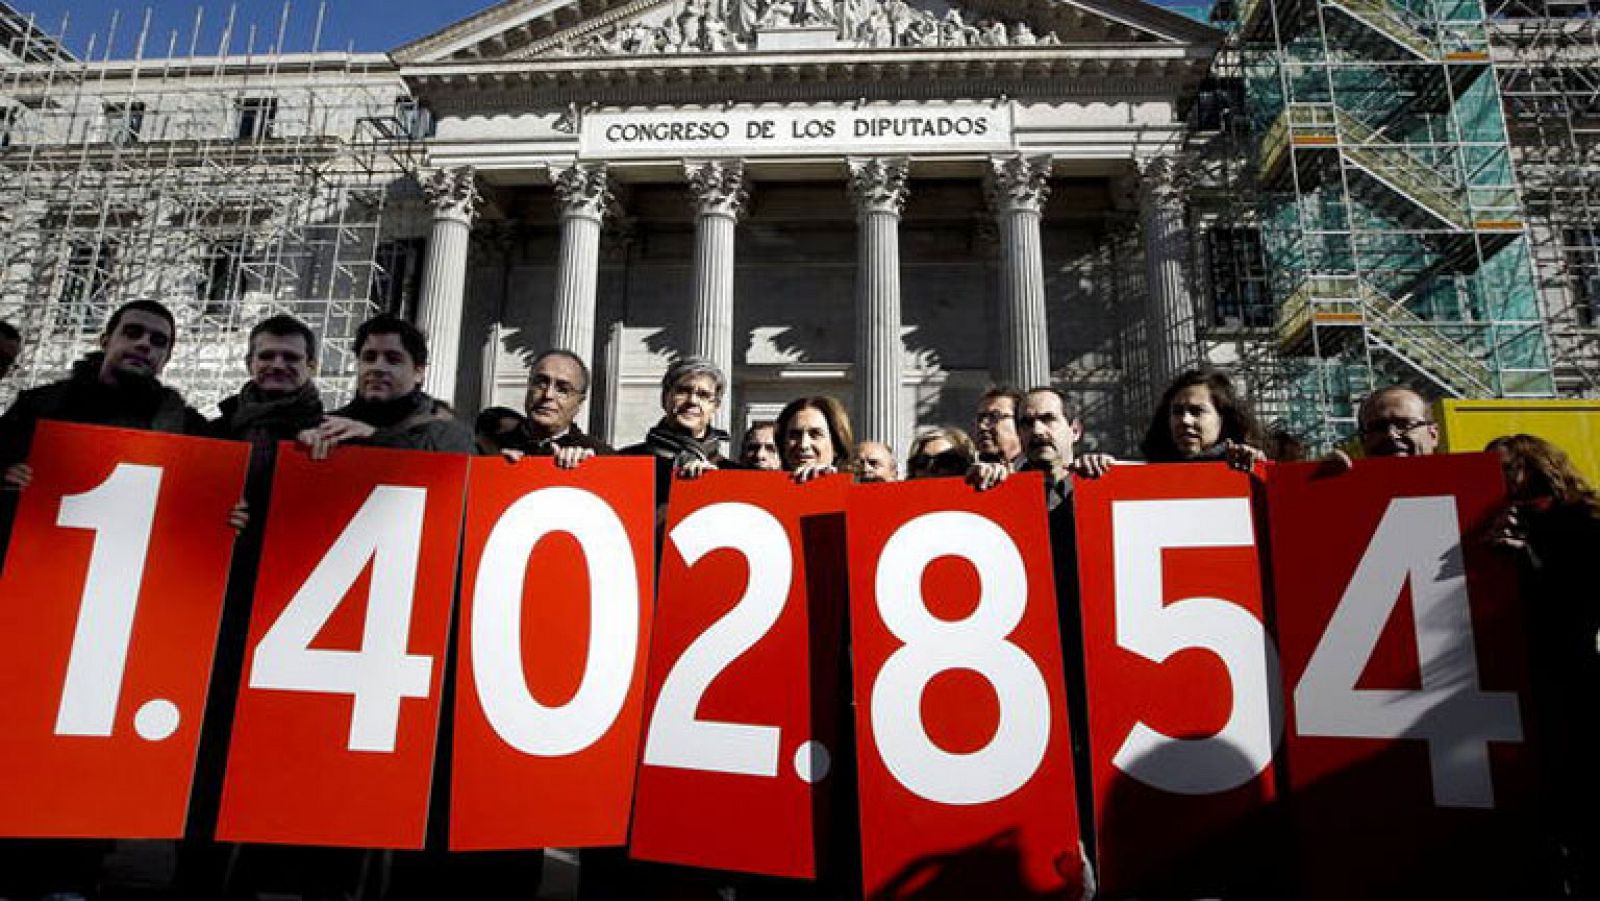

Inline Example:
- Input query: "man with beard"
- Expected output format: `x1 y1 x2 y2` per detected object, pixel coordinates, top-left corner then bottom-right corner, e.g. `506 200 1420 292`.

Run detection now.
297 314 472 457
0 299 207 901
501 349 611 466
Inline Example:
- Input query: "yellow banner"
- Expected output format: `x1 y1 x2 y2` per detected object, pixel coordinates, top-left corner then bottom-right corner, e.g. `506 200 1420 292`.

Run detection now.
1436 398 1600 485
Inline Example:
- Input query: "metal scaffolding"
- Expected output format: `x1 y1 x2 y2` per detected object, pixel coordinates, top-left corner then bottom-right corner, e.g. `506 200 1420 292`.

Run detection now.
1195 0 1593 449
1490 0 1600 396
0 2 425 413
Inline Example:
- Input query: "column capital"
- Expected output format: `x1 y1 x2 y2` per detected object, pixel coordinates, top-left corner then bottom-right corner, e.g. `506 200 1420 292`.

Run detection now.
1136 154 1188 211
986 154 1053 216
684 159 748 219
847 157 910 217
550 162 612 222
421 166 480 223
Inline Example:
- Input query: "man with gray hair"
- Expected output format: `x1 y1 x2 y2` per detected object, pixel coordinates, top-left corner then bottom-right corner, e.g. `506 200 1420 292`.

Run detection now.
621 355 730 515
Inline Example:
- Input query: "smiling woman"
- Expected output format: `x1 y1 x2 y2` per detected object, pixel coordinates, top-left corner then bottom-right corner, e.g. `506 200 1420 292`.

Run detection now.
774 395 854 483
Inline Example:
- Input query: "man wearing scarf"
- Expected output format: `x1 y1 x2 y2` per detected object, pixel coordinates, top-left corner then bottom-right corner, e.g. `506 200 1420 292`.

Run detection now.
177 314 328 898
620 355 730 520
297 314 472 458
208 314 325 501
300 315 519 899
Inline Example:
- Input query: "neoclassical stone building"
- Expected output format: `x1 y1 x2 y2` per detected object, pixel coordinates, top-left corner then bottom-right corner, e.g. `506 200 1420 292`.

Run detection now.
7 0 1599 454
392 0 1222 451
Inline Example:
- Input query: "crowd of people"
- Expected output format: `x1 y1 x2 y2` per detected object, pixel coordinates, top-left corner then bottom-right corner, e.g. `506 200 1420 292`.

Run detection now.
0 298 1595 899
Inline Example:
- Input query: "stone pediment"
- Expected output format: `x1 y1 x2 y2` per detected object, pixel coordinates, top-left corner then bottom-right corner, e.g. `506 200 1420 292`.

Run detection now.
393 0 1219 64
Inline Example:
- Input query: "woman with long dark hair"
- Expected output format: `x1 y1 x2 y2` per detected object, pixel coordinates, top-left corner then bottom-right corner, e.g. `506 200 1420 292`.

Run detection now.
1488 433 1600 895
1140 368 1267 470
774 395 853 483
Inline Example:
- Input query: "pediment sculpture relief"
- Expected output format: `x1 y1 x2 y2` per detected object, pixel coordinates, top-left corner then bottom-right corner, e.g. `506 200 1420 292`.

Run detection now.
558 0 1060 56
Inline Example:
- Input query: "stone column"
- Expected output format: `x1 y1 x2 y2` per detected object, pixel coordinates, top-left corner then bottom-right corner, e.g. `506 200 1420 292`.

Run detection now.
848 157 910 452
986 154 1053 390
549 162 611 430
685 159 747 432
1139 155 1199 390
416 166 480 404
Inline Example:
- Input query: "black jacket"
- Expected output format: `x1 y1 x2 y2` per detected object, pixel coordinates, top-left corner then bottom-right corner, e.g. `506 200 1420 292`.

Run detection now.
0 354 207 468
621 419 730 523
208 381 325 510
330 389 474 455
0 354 207 572
502 419 613 456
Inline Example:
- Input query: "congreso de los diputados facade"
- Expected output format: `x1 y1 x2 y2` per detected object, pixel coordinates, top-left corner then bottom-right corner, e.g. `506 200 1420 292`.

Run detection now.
1 0 1596 451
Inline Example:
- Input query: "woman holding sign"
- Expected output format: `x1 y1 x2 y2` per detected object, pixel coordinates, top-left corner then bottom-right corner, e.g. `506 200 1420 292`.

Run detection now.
774 395 854 484
1139 369 1267 471
1488 433 1600 896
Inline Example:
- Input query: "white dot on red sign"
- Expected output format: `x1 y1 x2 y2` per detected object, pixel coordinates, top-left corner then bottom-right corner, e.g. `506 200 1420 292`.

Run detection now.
134 699 180 742
794 740 830 784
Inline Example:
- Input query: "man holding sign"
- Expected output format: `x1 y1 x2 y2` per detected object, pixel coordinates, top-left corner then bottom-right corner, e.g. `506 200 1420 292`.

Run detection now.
1006 388 1114 851
1327 384 1440 471
501 349 612 467
296 315 473 458
0 300 215 900
0 299 207 497
180 314 328 897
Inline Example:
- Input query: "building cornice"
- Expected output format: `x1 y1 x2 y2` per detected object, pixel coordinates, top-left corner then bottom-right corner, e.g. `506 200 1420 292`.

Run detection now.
404 44 1214 109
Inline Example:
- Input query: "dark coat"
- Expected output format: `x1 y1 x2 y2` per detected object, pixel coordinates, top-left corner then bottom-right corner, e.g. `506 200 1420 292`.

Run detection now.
620 419 730 523
0 355 207 897
0 354 207 469
502 419 613 456
1042 474 1095 854
331 389 474 455
208 381 325 510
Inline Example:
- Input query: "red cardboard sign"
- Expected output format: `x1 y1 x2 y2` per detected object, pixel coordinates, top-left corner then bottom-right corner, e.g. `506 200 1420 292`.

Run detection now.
846 473 1085 900
218 443 467 848
1073 463 1282 898
1267 454 1537 898
450 456 656 850
629 471 849 879
0 422 247 838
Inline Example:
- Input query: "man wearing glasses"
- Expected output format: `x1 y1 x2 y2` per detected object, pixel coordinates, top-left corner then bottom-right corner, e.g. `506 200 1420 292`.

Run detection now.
974 386 1025 470
1357 385 1439 458
501 348 612 467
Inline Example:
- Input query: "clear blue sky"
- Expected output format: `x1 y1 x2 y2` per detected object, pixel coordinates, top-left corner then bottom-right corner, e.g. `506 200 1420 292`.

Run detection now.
15 0 1213 58
14 2 500 56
